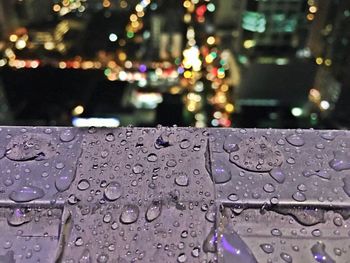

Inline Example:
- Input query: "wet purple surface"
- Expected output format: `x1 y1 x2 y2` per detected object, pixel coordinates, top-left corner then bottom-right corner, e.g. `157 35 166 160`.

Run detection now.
0 127 349 262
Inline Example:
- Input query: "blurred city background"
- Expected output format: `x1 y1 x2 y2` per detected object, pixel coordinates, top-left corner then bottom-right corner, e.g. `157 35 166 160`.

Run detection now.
0 0 349 128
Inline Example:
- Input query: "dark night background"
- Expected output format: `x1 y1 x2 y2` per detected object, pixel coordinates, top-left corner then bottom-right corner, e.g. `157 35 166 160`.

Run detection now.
0 0 349 129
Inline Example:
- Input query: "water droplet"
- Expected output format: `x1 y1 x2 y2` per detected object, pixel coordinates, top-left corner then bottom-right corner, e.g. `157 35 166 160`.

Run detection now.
9 185 45 202
312 229 322 237
203 228 217 253
263 183 275 193
7 208 33 226
219 226 258 263
223 134 241 153
177 253 187 262
286 134 305 147
120 204 139 224
55 162 65 169
230 136 284 172
329 151 350 171
145 200 162 222
228 193 239 201
175 173 189 186
105 133 115 142
104 181 123 201
179 139 191 149
132 164 144 174
269 167 286 183
97 253 109 263
77 179 90 191
333 216 343 227
59 129 76 142
211 159 231 184
286 157 296 164
320 132 336 141
260 243 274 254
5 133 55 161
280 252 293 262
271 228 282 236
147 153 158 162
191 247 200 257
166 159 177 167
311 242 335 263
75 237 84 246
292 191 306 202
297 183 307 192
55 174 74 192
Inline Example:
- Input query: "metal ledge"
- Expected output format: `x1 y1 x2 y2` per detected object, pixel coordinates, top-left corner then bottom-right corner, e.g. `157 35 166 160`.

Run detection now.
0 127 349 262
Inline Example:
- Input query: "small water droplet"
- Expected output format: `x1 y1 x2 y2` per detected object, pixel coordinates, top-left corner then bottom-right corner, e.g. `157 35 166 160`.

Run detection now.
263 183 275 193
147 153 158 162
271 228 282 236
175 173 189 186
105 133 115 142
280 252 293 262
260 243 274 254
77 179 90 191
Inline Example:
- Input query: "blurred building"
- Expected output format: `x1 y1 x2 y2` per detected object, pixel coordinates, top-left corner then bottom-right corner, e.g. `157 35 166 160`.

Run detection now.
236 0 308 55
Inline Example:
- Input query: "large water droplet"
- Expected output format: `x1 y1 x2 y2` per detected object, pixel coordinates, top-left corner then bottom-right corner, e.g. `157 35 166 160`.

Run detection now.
219 227 258 263
269 167 286 183
329 151 350 171
120 204 139 224
286 134 305 147
145 200 162 222
203 227 217 253
55 174 74 192
7 208 33 226
9 185 45 202
211 159 231 184
104 181 123 201
311 242 335 263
